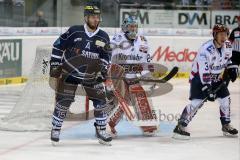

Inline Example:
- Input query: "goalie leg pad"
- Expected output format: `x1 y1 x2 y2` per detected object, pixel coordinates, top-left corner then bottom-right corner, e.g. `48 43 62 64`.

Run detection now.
129 84 158 133
108 106 124 130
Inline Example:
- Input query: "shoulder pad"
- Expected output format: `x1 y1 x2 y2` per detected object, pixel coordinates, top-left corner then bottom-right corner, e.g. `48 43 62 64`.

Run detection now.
112 33 123 42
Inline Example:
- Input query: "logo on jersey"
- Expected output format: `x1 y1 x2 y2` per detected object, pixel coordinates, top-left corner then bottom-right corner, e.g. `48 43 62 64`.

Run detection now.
85 42 91 49
206 45 214 54
82 50 99 59
210 64 226 71
95 40 106 48
74 38 82 42
117 53 143 61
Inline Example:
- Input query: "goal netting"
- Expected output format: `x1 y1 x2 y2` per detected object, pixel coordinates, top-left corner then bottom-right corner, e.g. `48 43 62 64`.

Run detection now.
0 45 93 132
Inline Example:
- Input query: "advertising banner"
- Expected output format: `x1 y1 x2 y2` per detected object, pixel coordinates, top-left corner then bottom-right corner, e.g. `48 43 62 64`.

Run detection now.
0 39 22 78
211 11 240 29
120 9 174 28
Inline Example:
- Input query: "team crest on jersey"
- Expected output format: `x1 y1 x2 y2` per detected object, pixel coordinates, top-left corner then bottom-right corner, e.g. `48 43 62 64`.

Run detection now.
206 45 215 54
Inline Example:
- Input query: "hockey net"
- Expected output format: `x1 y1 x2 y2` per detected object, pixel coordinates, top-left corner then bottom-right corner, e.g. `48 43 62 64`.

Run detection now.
0 46 93 132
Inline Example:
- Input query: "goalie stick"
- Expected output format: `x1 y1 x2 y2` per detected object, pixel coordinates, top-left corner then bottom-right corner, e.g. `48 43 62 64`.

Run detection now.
138 66 179 83
108 66 179 83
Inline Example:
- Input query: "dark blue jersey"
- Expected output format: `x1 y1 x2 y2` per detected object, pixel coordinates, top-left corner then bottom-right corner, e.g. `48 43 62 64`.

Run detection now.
51 24 111 81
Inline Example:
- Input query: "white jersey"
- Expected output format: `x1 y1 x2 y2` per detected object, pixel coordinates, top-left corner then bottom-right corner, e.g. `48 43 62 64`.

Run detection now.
190 39 232 84
111 31 150 78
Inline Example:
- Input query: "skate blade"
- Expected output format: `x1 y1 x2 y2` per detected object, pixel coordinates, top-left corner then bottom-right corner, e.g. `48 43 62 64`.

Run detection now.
172 133 190 140
51 141 59 146
223 132 238 137
98 139 112 146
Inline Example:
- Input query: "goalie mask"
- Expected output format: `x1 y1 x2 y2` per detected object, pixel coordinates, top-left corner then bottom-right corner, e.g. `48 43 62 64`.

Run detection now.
121 17 138 40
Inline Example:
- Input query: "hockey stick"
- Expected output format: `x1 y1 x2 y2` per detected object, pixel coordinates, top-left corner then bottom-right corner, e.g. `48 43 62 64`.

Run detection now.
188 80 228 119
199 80 227 107
138 66 179 83
108 66 179 83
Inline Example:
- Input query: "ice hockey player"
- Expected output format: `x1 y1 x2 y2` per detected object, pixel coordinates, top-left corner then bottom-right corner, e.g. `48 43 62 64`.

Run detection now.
107 16 158 137
173 24 239 139
49 4 112 145
223 15 240 86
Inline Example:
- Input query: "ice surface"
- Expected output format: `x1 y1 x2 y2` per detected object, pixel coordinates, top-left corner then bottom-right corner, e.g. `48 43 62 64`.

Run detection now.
0 79 239 160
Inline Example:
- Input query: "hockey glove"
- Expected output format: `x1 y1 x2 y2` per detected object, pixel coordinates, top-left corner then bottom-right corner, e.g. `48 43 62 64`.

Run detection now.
227 65 239 82
50 59 62 78
95 60 109 83
96 72 107 83
202 84 216 102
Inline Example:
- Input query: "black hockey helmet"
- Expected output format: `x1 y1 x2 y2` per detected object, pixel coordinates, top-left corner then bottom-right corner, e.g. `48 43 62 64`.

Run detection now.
84 5 101 17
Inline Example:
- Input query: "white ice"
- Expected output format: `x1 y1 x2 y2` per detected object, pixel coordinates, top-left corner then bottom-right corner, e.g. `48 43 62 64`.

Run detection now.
0 79 239 160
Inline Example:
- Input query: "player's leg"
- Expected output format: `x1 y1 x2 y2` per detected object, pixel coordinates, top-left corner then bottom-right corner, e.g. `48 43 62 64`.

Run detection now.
93 99 113 145
173 76 205 139
214 82 238 136
51 77 77 144
84 83 112 145
173 99 203 139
